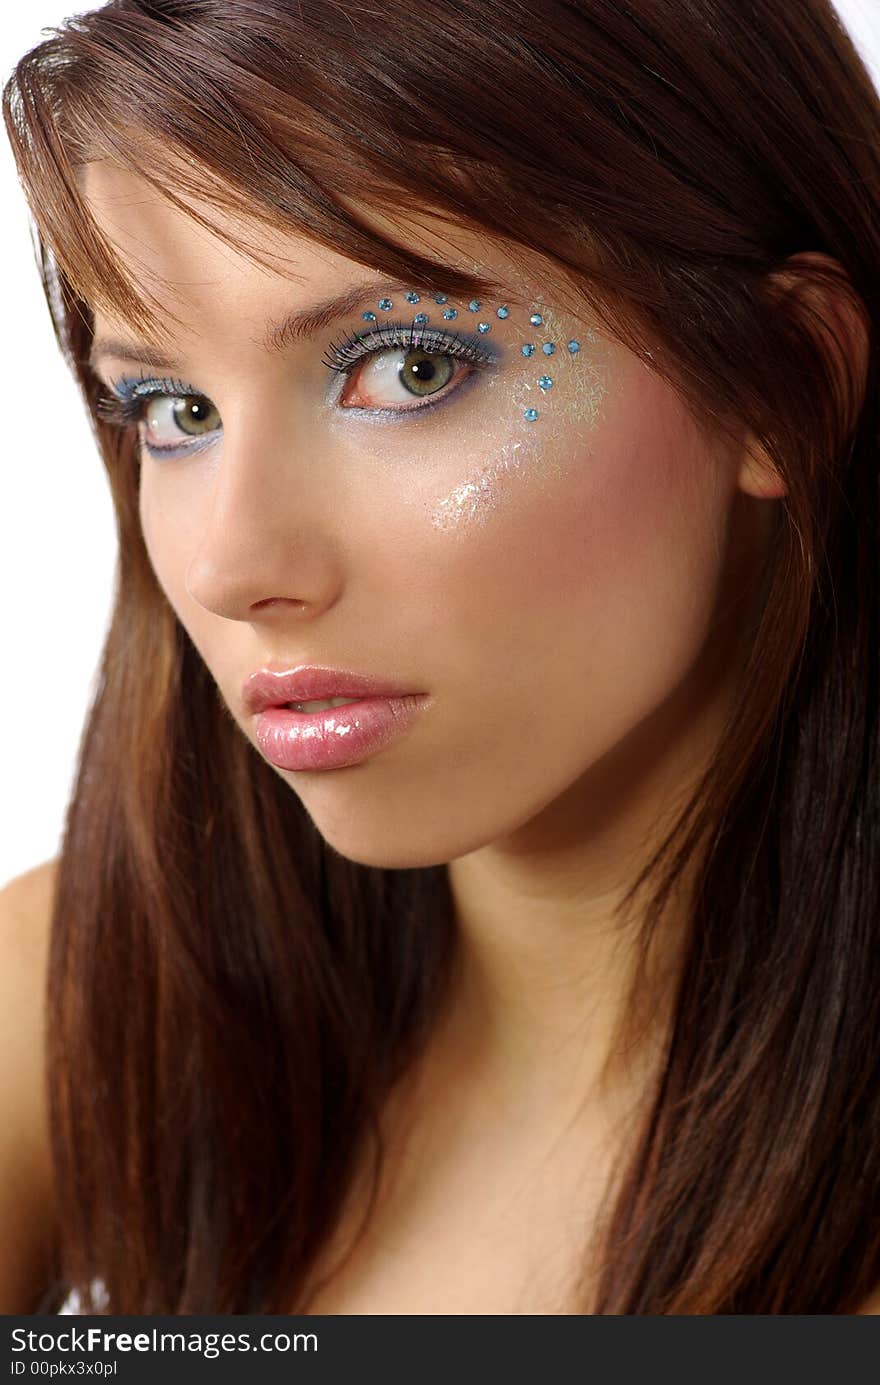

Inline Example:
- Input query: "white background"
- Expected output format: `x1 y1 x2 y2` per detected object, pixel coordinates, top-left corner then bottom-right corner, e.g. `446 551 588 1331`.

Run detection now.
1 2 879 887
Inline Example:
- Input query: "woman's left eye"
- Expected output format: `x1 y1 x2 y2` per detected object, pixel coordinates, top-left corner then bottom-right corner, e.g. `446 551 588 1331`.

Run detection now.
323 322 497 414
340 346 462 410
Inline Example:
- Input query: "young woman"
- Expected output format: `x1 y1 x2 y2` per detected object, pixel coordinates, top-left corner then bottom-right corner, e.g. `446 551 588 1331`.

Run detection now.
1 0 878 1314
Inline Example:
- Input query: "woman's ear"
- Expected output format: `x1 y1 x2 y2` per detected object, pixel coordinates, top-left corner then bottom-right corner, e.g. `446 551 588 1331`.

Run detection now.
737 438 788 500
736 250 871 502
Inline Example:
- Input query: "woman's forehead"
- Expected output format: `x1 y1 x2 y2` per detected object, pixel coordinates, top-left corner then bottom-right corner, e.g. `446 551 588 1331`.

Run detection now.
80 155 562 321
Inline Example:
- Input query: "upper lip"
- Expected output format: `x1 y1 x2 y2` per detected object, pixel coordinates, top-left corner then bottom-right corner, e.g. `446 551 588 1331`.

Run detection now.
242 665 421 714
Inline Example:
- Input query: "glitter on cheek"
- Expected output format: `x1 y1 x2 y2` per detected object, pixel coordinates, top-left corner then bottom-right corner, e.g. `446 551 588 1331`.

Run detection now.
429 436 548 532
427 304 611 533
428 373 559 533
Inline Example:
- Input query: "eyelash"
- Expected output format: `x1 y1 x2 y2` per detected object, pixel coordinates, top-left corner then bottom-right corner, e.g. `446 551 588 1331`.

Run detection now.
95 375 196 431
321 319 496 374
93 318 498 448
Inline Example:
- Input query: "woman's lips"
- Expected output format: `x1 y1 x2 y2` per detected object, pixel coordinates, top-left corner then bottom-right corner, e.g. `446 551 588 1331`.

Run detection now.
242 664 422 714
252 693 432 771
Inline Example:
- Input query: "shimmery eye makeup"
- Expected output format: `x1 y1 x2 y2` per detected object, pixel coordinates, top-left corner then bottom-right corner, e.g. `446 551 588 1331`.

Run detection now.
321 318 499 374
96 375 222 457
96 373 200 424
320 317 503 416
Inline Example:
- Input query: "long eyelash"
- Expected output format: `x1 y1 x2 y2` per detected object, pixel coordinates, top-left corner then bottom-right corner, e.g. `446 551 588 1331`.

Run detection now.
95 394 141 428
321 318 497 373
94 375 197 429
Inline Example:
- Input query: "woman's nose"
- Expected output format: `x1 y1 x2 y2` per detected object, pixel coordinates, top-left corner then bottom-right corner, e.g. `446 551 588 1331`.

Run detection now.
183 413 343 623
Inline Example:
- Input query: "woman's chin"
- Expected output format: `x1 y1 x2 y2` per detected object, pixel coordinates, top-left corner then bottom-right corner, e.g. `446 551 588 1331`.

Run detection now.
288 789 497 871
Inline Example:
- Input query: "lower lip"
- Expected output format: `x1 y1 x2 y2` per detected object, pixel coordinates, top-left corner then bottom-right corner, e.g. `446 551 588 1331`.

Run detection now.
253 694 431 771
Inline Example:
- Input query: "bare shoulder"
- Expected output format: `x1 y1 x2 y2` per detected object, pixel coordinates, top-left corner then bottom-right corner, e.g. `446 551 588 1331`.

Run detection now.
0 857 58 963
0 858 60 1312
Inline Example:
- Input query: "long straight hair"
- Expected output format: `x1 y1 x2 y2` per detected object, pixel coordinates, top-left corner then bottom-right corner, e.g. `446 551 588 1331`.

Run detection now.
4 0 879 1312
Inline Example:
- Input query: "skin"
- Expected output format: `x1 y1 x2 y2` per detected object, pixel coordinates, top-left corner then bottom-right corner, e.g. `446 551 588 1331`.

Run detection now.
82 159 786 1309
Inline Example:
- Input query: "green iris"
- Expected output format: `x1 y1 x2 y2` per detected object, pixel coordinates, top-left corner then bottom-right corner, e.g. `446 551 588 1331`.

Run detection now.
169 396 220 435
398 350 454 398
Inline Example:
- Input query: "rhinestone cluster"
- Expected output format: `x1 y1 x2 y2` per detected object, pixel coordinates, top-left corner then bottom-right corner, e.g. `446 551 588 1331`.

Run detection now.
362 291 586 424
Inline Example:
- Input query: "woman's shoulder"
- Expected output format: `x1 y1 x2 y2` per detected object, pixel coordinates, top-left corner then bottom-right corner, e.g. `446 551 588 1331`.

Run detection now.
0 857 59 1311
0 855 57 967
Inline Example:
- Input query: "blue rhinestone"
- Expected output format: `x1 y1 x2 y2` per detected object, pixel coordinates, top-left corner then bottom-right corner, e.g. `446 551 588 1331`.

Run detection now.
567 339 580 353
413 312 428 325
538 375 553 390
496 305 510 319
362 310 377 321
542 342 555 355
443 307 457 320
434 293 448 304
378 297 393 311
405 290 420 303
524 407 539 422
467 298 481 312
477 322 491 334
529 313 543 326
521 343 535 357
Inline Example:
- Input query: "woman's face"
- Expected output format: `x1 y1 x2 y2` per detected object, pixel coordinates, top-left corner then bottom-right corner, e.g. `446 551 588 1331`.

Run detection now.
85 161 776 872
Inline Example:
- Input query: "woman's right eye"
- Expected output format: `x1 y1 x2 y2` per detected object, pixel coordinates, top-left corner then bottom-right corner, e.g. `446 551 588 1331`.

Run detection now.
141 393 222 451
96 379 223 456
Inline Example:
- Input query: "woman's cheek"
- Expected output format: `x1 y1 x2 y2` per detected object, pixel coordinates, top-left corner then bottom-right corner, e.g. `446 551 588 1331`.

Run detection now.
139 472 203 622
409 360 734 731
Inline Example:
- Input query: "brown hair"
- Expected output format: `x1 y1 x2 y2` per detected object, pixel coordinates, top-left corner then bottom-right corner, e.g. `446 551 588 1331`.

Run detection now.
4 0 879 1312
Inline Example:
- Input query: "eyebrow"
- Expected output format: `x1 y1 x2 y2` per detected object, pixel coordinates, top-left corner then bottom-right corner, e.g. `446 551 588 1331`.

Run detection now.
88 278 414 371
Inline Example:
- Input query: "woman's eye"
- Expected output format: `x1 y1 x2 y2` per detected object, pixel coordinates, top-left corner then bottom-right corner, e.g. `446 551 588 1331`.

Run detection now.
341 347 463 410
142 394 221 448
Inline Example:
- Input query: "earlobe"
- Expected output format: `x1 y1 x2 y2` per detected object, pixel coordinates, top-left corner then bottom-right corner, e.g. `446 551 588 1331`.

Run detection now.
737 439 788 500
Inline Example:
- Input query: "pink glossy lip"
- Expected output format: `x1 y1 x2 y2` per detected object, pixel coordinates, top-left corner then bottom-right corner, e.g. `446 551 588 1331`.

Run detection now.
242 665 431 772
242 665 420 715
253 696 431 771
